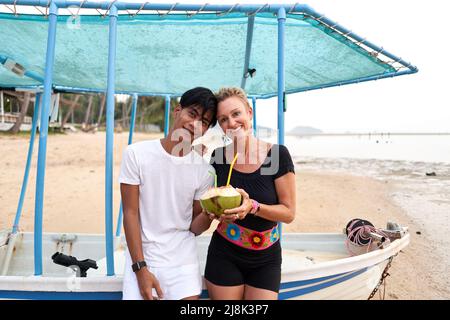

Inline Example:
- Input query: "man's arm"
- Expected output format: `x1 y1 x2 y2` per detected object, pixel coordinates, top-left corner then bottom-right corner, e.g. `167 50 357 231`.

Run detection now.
121 183 163 300
190 200 213 236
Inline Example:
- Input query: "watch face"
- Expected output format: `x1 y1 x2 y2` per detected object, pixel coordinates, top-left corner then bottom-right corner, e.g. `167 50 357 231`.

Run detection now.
132 261 146 272
132 263 137 272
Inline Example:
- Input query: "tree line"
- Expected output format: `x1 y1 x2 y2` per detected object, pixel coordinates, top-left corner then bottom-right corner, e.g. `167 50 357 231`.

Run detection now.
1 91 176 134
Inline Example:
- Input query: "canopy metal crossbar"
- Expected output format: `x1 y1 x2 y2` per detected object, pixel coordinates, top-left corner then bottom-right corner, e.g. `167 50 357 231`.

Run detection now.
0 1 417 277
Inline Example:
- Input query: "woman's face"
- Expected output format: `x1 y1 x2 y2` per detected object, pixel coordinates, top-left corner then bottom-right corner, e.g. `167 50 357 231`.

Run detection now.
216 96 252 139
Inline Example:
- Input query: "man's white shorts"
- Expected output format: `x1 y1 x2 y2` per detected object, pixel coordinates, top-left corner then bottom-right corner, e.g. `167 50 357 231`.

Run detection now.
122 256 202 300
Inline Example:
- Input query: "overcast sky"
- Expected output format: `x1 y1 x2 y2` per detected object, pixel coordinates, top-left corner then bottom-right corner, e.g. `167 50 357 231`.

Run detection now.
229 0 449 133
225 0 447 133
2 1 448 133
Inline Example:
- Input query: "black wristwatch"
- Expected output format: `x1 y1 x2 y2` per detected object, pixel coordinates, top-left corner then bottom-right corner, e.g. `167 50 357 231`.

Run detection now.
132 260 147 272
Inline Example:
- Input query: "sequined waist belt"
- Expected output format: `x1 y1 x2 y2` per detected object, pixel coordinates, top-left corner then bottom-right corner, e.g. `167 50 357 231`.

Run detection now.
216 221 280 250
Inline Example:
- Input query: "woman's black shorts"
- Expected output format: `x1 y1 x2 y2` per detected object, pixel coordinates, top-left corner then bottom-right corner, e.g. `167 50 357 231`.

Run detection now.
204 232 282 293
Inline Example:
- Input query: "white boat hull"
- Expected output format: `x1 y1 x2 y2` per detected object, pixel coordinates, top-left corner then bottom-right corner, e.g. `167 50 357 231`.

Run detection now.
0 231 409 300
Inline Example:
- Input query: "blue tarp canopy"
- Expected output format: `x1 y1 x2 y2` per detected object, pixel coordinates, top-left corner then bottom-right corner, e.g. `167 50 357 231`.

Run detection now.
0 8 416 98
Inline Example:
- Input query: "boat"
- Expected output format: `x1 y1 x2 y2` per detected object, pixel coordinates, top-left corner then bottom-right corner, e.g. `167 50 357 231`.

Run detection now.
0 222 409 300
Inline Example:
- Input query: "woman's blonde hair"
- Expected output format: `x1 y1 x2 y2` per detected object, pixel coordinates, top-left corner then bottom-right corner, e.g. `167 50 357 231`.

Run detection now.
216 87 251 111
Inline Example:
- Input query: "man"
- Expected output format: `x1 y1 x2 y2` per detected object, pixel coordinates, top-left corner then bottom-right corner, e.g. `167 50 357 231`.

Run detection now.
119 87 217 300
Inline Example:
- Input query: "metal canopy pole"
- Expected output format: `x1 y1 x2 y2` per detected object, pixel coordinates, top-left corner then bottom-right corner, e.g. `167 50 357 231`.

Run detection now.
116 93 138 238
0 91 4 123
0 1 306 13
13 93 41 234
252 97 257 136
277 7 286 240
277 7 286 146
164 95 170 137
105 4 118 276
241 15 255 90
33 2 58 276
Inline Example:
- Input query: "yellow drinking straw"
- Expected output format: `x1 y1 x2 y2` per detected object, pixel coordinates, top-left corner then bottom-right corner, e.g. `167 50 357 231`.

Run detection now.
226 153 239 186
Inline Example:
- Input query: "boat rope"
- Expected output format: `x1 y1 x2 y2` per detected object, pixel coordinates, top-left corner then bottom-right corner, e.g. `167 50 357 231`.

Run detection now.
73 0 87 19
13 0 18 16
186 3 208 18
3 4 16 15
368 256 394 300
99 0 118 18
158 3 179 17
248 3 269 17
44 0 50 18
216 3 238 16
34 5 46 16
288 3 299 14
345 219 390 256
126 1 148 17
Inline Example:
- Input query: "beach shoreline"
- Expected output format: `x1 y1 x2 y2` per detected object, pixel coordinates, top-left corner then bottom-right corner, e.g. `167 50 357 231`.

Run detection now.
0 131 448 299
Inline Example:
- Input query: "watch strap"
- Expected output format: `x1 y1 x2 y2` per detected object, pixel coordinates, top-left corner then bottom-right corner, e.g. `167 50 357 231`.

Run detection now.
132 260 147 272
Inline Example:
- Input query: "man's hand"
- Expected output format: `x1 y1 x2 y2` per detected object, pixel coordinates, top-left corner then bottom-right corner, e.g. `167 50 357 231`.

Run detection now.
136 268 164 300
190 201 214 235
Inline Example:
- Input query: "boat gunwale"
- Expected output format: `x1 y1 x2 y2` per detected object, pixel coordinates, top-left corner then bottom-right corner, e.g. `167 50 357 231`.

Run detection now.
0 231 409 292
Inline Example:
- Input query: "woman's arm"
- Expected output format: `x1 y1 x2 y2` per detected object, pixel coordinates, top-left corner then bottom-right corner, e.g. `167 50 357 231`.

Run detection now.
256 172 296 223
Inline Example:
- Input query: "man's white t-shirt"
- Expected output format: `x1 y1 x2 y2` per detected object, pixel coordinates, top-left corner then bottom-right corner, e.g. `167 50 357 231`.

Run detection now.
119 139 214 267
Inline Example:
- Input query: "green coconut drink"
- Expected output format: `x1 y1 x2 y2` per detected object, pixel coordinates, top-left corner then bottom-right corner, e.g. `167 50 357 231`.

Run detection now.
200 185 242 216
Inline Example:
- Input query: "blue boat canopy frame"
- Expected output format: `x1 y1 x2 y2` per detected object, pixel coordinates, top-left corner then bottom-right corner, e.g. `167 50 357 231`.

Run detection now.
0 1 417 278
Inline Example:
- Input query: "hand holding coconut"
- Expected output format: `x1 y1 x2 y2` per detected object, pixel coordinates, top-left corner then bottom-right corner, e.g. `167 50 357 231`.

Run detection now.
221 187 253 221
200 185 242 218
200 186 253 222
200 153 253 221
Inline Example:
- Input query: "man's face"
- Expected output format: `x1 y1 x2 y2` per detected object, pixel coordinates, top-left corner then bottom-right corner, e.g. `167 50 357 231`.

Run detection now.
171 104 214 143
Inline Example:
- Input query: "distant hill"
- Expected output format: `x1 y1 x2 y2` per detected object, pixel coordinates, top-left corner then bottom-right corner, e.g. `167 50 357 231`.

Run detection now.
288 126 323 136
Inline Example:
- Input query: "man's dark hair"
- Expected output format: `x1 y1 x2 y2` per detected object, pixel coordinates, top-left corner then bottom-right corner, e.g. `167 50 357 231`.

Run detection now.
180 87 218 127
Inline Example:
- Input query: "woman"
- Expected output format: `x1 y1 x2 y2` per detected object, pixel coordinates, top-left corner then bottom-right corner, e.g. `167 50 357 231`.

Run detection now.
204 87 296 300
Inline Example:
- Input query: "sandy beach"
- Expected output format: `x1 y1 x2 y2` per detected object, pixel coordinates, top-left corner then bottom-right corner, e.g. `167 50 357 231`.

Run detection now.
0 131 448 299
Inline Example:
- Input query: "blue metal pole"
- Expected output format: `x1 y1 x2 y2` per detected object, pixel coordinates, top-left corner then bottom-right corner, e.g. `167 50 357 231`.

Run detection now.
0 55 44 83
252 97 257 136
241 15 255 90
164 95 170 138
52 85 181 98
34 1 58 276
277 7 286 146
12 92 41 234
0 1 305 13
256 69 417 99
115 94 138 238
105 4 118 276
277 7 286 240
51 67 417 100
